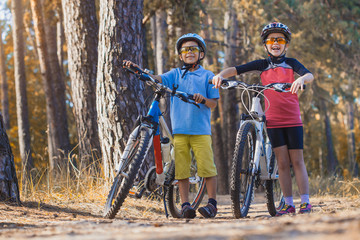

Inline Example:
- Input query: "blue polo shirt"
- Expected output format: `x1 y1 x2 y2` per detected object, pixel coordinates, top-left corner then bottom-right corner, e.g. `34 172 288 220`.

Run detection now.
161 66 219 135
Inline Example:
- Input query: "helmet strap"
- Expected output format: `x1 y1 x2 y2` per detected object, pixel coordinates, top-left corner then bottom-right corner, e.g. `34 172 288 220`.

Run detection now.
264 45 287 62
180 54 202 78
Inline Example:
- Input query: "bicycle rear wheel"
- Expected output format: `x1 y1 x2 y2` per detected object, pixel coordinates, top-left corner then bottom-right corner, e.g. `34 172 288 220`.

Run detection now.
166 157 206 218
230 122 256 218
265 150 284 216
103 127 153 219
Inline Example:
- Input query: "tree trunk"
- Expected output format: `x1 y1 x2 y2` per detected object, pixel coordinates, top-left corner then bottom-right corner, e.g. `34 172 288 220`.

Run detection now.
223 1 238 188
345 96 358 176
56 2 65 74
30 0 61 175
11 0 34 180
319 99 338 175
343 78 358 176
97 0 146 179
43 2 71 158
62 0 101 174
154 10 168 74
0 113 21 204
0 28 10 130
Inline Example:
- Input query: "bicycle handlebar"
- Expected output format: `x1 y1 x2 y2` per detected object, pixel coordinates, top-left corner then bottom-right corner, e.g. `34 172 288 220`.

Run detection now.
123 62 205 107
208 79 306 92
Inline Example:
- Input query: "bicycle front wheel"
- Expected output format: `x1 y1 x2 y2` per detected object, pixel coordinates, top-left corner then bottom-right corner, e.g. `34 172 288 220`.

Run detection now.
265 150 284 216
230 122 256 218
166 158 206 218
103 127 153 219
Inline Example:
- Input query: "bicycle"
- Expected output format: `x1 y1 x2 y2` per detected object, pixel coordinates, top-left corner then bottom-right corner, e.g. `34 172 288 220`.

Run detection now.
217 79 295 218
103 63 206 219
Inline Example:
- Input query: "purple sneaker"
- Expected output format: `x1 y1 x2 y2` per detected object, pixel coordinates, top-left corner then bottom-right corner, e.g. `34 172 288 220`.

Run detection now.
275 204 295 216
299 203 312 214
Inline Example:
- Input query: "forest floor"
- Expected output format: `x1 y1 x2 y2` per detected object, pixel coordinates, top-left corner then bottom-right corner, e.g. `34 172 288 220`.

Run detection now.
0 193 359 240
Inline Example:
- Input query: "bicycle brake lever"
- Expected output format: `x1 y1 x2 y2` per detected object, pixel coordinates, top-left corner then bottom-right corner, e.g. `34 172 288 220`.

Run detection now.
221 81 237 89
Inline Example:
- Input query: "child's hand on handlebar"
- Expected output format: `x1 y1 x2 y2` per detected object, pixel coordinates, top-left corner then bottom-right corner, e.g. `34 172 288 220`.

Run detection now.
193 93 205 104
123 60 142 72
211 75 223 89
290 78 305 94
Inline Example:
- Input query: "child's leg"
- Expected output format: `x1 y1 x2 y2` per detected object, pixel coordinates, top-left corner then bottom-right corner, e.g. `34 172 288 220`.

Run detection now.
178 178 190 203
205 176 217 200
174 134 192 205
273 145 293 199
289 149 309 198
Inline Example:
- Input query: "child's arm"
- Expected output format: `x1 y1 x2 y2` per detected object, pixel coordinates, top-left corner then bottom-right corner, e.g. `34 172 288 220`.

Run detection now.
290 73 314 94
123 60 163 83
212 67 237 88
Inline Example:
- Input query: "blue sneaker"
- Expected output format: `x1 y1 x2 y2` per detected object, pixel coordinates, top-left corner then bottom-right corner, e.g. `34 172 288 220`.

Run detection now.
198 203 217 218
181 205 196 219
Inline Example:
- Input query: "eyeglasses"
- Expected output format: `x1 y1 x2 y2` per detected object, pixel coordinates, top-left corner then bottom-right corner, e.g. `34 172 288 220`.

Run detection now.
179 46 200 54
265 37 287 45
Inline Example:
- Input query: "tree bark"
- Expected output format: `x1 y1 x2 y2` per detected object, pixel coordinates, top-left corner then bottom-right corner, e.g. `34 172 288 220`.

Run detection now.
0 113 21 204
62 0 101 174
344 90 358 176
0 28 10 130
56 2 65 74
11 0 34 180
223 1 238 190
30 0 61 174
319 98 339 175
97 0 146 179
43 1 71 158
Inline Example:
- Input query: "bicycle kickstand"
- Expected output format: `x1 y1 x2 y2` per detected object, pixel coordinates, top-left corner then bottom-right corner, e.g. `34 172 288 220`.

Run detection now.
162 186 169 218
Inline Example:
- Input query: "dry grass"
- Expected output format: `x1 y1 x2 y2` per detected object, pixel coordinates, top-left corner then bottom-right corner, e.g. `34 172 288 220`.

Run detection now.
16 160 360 219
309 176 360 198
17 163 166 219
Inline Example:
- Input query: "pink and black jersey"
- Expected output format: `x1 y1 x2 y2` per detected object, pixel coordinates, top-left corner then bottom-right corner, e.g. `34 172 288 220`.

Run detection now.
235 57 311 128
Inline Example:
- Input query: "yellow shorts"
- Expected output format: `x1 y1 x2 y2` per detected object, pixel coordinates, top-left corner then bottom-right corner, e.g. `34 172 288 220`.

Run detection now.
174 134 217 180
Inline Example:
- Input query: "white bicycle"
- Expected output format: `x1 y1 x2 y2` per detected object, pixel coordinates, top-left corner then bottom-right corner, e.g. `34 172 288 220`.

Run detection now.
218 79 292 218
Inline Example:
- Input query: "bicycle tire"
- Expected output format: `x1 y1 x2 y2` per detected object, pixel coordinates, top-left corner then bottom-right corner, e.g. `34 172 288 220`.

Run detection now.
103 127 152 219
166 159 206 218
230 122 256 218
265 151 284 216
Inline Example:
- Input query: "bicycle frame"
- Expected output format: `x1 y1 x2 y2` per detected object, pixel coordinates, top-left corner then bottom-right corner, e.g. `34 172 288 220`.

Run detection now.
116 93 172 185
238 90 279 181
239 106 278 181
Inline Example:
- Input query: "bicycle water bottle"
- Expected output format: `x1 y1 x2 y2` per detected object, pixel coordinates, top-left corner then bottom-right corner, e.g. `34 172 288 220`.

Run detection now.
161 137 171 164
155 137 171 185
250 97 264 117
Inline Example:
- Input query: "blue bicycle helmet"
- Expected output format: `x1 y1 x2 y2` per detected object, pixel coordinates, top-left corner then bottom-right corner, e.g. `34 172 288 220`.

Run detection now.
261 22 292 43
176 33 206 58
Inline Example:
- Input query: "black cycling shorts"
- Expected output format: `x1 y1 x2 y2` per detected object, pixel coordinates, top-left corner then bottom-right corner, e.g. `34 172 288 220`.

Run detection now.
267 126 303 149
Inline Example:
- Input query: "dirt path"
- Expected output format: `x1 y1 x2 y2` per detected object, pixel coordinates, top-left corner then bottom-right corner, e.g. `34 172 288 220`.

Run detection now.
0 194 359 239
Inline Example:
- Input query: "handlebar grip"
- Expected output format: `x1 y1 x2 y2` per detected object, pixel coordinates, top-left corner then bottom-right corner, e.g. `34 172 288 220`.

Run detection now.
284 83 306 90
189 94 206 104
122 61 144 74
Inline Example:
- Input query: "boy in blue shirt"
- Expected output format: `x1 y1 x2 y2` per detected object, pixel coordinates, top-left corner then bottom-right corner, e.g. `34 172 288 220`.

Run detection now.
124 33 219 218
